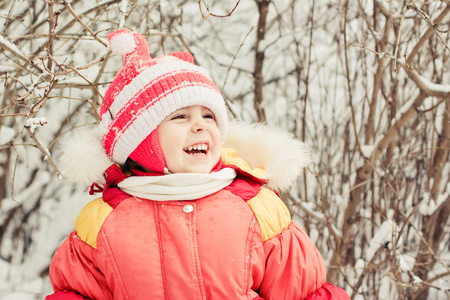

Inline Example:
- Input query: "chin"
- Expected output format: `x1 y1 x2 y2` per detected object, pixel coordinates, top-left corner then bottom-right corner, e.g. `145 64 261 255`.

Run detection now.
187 166 214 174
168 163 214 174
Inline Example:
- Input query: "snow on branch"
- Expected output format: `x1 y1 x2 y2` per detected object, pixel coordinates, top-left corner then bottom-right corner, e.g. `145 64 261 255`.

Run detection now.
24 126 61 177
25 117 48 133
0 35 29 64
397 58 450 98
0 35 43 73
290 193 342 239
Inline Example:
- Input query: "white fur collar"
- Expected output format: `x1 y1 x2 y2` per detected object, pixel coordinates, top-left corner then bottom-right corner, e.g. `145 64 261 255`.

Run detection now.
224 122 311 191
58 121 311 191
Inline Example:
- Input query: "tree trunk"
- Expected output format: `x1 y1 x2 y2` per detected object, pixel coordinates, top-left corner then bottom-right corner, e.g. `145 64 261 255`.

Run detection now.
253 0 270 122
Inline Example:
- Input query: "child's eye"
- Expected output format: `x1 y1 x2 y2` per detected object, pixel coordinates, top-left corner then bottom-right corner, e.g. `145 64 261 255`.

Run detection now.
171 114 186 120
203 114 215 120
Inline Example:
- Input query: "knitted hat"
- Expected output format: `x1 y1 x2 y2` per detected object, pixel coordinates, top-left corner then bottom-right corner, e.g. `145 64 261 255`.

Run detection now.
58 29 227 185
100 29 227 172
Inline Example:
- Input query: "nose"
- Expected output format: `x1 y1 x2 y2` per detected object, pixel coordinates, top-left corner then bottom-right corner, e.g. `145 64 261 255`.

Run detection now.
191 116 207 133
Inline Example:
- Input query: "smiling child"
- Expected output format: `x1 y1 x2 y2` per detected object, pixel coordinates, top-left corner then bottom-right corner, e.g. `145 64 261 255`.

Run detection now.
157 105 222 174
46 29 350 300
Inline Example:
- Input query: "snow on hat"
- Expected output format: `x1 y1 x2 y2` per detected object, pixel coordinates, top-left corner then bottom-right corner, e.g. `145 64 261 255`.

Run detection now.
59 29 227 185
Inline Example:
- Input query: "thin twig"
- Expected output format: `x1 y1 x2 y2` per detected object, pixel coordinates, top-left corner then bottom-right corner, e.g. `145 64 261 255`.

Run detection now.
400 208 450 274
63 66 106 121
39 53 107 76
393 9 407 71
343 3 364 158
220 25 256 93
11 154 20 204
63 1 108 47
47 2 56 71
0 113 29 118
24 127 62 176
407 6 450 65
27 79 56 119
407 4 450 51
0 36 43 73
345 42 450 98
198 0 241 18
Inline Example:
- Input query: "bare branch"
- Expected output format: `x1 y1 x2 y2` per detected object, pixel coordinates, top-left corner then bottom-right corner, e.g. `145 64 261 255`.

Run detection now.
252 0 271 122
399 61 450 98
63 1 108 47
0 35 43 73
406 3 450 51
24 127 61 176
407 5 450 64
198 0 241 18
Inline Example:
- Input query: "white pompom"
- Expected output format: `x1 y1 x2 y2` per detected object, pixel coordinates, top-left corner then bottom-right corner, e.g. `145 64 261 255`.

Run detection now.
57 128 114 186
109 31 136 56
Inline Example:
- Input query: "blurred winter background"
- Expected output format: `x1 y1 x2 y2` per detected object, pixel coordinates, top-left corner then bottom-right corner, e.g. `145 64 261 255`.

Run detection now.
0 0 449 299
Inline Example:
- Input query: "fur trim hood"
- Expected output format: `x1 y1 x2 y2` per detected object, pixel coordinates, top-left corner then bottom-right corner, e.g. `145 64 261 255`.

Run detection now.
224 122 310 191
58 122 311 192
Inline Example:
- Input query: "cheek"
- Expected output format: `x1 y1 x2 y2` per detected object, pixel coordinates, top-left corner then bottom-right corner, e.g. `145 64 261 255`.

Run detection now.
212 127 222 145
158 126 178 158
211 128 222 155
208 122 220 137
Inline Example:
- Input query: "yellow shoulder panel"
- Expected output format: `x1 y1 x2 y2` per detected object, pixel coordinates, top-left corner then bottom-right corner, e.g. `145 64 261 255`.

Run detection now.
247 187 291 241
75 198 113 249
221 148 266 180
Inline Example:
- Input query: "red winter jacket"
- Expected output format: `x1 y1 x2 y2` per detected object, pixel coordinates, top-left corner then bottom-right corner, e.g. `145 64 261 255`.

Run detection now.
47 148 349 299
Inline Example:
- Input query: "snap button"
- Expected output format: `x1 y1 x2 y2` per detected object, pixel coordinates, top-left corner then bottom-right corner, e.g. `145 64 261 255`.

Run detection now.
183 204 194 214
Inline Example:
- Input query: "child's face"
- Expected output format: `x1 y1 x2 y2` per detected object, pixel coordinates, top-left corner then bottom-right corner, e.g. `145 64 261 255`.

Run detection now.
158 105 222 174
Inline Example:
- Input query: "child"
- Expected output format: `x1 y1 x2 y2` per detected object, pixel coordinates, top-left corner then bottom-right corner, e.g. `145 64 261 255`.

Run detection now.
46 29 350 300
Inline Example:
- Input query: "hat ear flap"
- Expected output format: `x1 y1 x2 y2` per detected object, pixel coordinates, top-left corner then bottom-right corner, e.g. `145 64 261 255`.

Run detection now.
169 52 194 63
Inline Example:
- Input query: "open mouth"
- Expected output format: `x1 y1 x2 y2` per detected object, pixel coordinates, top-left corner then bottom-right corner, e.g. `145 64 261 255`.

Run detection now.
183 143 208 155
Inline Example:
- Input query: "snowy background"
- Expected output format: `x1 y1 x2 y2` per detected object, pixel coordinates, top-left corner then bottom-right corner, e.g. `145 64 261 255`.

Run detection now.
0 0 449 299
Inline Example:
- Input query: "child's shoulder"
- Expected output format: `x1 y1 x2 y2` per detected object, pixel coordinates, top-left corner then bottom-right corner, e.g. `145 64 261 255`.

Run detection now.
221 122 313 242
74 198 113 249
246 187 291 242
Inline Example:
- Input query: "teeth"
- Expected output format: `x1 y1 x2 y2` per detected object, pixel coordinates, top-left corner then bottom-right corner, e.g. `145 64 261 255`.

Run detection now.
184 144 208 151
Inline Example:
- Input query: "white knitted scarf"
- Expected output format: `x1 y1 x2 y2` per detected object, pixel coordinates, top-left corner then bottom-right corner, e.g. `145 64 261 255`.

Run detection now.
117 167 237 201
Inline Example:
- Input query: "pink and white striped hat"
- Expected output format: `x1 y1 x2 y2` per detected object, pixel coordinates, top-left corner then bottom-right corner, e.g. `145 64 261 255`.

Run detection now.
98 29 227 172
